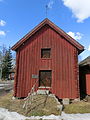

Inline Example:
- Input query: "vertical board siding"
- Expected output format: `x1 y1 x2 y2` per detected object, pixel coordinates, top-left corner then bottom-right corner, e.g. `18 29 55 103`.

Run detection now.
14 51 20 97
15 25 79 99
86 74 90 95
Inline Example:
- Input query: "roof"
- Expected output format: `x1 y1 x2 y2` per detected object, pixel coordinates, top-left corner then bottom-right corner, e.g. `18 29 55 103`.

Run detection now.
79 56 90 66
11 18 84 53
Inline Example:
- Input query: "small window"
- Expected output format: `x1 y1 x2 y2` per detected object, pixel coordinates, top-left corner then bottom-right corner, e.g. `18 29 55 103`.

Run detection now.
41 48 51 58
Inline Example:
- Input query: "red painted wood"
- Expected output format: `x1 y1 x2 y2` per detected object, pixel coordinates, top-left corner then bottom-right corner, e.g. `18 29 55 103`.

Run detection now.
11 19 84 51
86 74 90 95
14 25 80 99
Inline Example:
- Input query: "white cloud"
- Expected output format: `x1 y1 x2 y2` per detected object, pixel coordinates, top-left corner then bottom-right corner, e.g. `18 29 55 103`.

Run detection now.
67 31 82 40
0 30 6 36
62 0 90 22
47 0 54 9
0 20 6 26
88 45 90 51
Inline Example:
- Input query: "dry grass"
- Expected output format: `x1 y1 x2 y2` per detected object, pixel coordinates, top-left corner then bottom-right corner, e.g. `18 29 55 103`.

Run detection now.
25 94 60 116
64 101 90 114
1 91 90 116
0 91 60 116
0 91 26 115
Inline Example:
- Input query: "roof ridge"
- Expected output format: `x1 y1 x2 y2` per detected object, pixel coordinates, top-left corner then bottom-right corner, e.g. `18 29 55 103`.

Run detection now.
79 56 90 66
11 18 84 53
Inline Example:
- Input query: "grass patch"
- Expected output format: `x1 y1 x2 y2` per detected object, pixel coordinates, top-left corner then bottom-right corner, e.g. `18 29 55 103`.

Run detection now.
64 101 90 114
0 91 60 116
0 91 26 115
1 91 90 116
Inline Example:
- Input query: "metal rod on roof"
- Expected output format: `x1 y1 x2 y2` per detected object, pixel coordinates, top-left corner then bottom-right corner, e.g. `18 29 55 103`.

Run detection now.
45 5 48 18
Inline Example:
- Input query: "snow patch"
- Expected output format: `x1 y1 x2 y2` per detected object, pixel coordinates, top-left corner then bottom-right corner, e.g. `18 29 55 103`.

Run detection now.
62 112 90 120
0 108 90 120
0 108 27 120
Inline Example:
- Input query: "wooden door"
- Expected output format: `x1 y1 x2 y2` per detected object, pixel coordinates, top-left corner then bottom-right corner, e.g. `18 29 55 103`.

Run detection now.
39 70 52 87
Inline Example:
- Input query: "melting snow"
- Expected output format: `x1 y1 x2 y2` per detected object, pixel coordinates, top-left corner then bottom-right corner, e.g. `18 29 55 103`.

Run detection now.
0 108 26 120
0 108 90 120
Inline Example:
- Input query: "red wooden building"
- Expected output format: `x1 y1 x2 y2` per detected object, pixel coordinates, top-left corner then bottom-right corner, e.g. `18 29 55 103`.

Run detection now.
79 56 90 96
12 19 84 99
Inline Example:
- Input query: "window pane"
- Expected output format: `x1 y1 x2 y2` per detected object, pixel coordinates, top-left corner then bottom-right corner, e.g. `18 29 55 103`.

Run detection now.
41 48 51 58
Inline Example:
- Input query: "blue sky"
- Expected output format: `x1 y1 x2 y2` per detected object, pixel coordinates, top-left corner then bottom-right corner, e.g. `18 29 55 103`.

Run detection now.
0 0 90 60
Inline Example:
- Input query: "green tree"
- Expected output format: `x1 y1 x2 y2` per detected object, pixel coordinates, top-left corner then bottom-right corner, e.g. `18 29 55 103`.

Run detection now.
2 47 13 80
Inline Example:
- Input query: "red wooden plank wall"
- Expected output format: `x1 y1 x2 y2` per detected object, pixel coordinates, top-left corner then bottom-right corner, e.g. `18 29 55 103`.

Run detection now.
86 74 90 95
14 25 79 99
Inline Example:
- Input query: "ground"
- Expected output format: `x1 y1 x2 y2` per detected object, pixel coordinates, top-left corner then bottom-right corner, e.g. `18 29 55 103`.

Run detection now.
0 91 60 116
0 80 14 96
64 100 90 114
0 92 90 120
0 91 90 117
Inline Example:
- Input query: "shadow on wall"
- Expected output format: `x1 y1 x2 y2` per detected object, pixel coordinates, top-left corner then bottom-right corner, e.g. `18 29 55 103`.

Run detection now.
79 65 90 99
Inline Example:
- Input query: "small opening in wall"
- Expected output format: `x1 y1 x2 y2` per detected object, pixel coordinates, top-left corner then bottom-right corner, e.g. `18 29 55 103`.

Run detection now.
41 48 51 58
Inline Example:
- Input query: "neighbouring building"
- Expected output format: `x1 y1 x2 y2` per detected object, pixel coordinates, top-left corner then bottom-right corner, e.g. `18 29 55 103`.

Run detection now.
11 18 84 99
79 56 90 96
